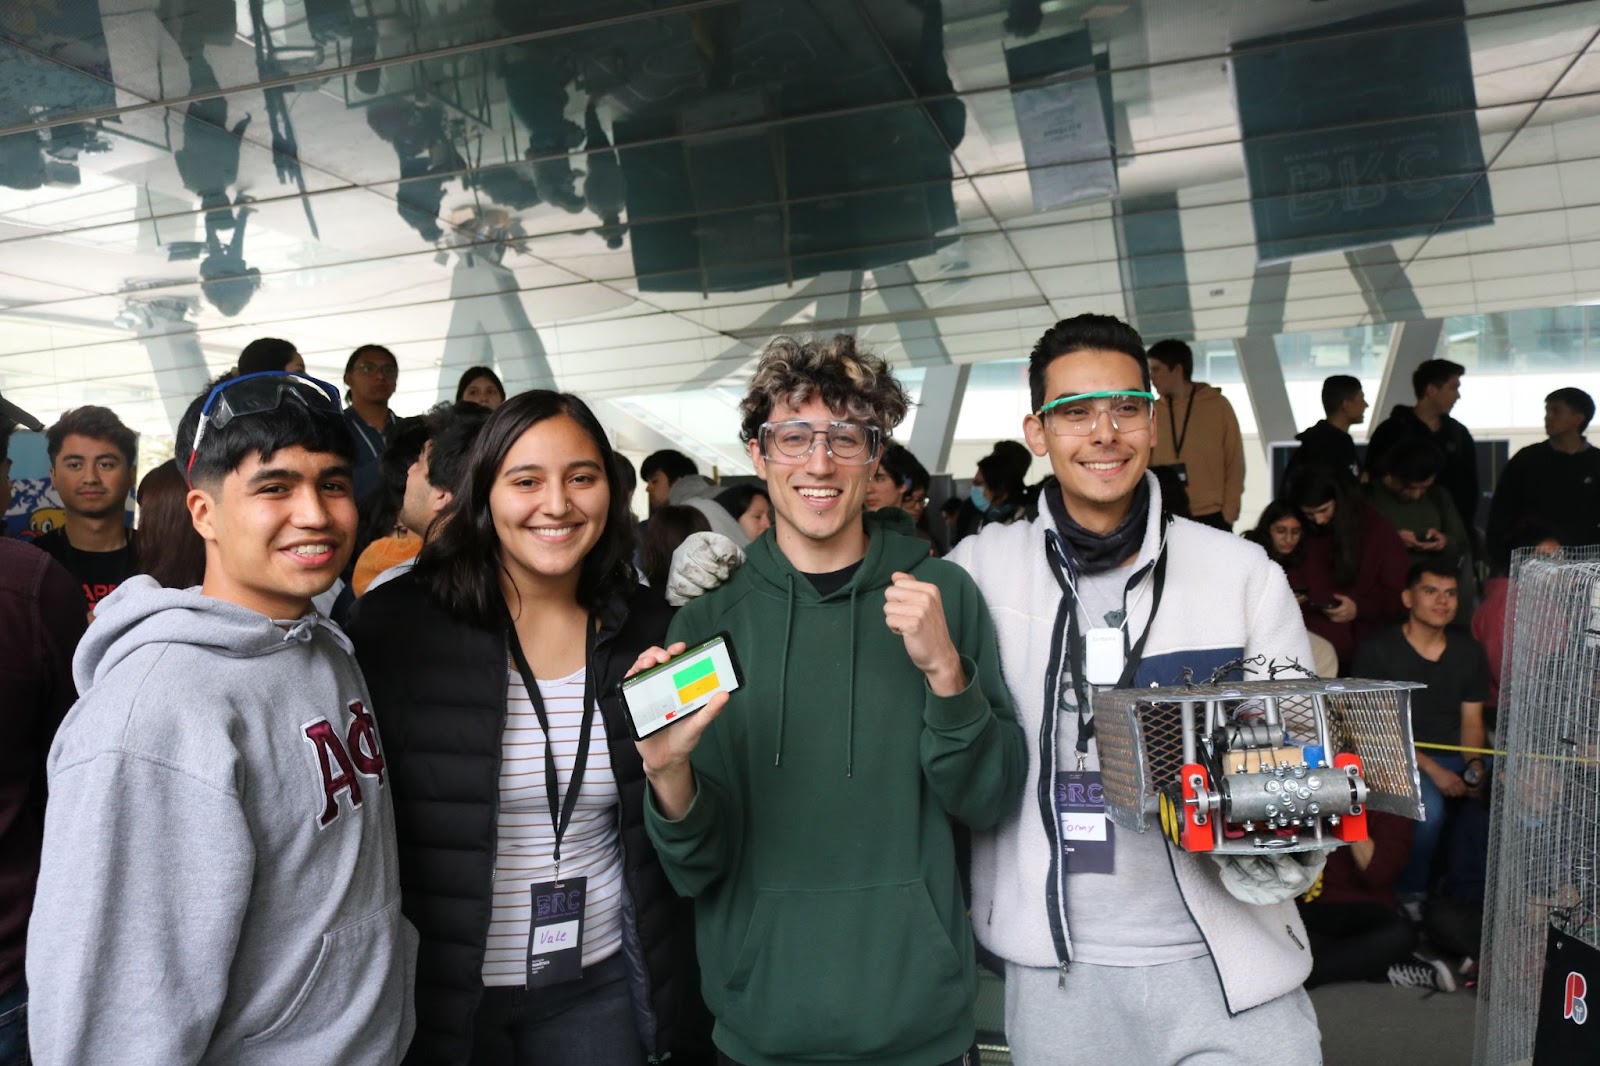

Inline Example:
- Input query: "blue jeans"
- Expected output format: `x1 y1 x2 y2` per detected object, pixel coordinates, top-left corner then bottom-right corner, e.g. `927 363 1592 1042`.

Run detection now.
0 978 28 1066
1399 753 1489 901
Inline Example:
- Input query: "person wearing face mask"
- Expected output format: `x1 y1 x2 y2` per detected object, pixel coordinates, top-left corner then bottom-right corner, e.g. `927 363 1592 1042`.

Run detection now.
953 448 1028 545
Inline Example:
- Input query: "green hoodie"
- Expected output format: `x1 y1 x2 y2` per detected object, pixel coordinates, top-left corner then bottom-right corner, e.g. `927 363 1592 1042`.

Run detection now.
645 513 1026 1066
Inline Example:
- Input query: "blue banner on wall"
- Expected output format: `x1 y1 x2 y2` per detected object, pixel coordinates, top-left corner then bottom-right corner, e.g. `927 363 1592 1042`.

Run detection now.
1231 0 1493 264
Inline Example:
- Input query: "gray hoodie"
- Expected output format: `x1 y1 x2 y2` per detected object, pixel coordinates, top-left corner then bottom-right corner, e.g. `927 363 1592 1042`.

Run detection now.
667 474 749 545
27 577 416 1066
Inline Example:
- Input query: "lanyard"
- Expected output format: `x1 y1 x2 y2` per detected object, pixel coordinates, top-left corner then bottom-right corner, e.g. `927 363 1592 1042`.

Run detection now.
1165 387 1197 459
506 620 598 879
1045 528 1170 761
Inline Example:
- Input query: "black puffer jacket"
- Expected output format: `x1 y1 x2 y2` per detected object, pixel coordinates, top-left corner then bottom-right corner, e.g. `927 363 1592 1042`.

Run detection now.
348 572 711 1065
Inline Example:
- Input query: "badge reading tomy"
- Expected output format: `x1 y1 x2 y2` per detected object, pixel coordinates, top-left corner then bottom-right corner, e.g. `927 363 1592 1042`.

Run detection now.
1056 771 1115 874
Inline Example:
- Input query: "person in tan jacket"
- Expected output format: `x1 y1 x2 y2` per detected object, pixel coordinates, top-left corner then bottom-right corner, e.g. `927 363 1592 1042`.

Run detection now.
1148 339 1245 530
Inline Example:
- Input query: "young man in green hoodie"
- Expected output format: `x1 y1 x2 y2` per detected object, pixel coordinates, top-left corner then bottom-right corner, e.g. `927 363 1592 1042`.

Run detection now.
637 334 1027 1066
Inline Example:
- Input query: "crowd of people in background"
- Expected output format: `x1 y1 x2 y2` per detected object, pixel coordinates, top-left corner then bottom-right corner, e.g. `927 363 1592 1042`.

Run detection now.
1 323 1597 1065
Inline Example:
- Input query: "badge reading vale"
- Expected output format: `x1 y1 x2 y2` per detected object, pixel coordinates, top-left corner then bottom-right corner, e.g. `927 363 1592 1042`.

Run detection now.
1056 771 1115 874
526 876 587 988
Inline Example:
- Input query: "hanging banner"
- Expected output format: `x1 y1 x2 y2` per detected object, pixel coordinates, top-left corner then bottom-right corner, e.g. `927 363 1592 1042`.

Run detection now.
1006 31 1118 212
1231 0 1493 264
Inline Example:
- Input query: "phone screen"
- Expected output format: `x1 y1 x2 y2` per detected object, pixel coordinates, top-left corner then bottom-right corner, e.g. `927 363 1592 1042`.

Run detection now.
620 634 741 739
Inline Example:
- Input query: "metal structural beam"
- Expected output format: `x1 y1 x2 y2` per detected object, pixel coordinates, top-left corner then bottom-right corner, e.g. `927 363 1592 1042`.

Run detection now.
1234 335 1298 453
907 363 970 474
1345 244 1423 324
1373 319 1443 423
130 301 211 432
1233 263 1298 454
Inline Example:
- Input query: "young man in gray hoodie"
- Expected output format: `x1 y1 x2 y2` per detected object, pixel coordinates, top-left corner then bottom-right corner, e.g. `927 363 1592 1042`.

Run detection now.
27 372 416 1066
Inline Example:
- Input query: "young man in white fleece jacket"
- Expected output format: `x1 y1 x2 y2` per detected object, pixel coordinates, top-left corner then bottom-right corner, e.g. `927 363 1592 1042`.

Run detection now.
945 314 1322 1064
28 373 415 1066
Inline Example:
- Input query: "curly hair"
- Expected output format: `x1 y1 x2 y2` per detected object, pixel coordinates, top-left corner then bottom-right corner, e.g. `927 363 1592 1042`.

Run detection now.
738 334 910 443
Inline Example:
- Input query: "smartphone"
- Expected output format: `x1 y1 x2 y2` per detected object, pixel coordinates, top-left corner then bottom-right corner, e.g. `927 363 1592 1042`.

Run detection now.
618 632 744 741
1308 600 1341 611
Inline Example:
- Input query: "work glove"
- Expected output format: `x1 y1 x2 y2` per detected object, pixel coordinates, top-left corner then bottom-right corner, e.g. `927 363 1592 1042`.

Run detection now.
665 532 745 607
1211 849 1327 906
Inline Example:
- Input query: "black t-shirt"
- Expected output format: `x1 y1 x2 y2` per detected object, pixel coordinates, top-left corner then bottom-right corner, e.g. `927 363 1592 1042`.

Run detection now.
802 560 864 598
31 527 140 612
1351 624 1489 746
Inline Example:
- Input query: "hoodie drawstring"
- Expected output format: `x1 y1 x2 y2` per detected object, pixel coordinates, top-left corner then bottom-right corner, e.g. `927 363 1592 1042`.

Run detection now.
774 574 796 767
846 582 858 778
283 618 318 644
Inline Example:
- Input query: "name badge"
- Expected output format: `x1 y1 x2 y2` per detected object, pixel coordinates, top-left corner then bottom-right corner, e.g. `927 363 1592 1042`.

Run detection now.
1084 627 1124 687
1056 771 1115 874
526 876 587 988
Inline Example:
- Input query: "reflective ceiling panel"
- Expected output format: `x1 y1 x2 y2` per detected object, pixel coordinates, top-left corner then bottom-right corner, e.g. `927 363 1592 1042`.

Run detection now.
0 0 1597 447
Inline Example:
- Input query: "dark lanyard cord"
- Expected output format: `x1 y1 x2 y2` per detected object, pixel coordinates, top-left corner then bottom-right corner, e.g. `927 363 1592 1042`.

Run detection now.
1165 387 1197 459
1046 529 1171 758
506 619 598 879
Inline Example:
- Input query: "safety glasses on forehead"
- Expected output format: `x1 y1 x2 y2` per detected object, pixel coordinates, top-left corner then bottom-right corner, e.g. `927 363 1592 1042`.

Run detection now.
758 420 882 465
1034 390 1156 437
184 371 342 485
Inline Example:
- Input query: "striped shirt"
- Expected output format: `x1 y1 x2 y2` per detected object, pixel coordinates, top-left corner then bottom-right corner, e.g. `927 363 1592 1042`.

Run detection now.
481 663 624 985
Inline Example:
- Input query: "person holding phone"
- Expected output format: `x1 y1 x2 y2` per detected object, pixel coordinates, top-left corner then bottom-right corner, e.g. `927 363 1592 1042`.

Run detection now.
637 335 1027 1066
348 392 708 1066
1282 465 1409 673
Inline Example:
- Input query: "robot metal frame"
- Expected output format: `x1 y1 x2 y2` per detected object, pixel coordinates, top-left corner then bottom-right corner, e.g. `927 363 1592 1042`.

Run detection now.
1092 674 1428 856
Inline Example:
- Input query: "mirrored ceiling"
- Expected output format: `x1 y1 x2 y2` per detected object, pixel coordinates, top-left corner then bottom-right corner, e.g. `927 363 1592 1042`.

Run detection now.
1 0 1597 448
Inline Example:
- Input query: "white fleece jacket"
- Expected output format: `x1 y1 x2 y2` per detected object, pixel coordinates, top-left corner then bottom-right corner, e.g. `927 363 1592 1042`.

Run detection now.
948 473 1316 1014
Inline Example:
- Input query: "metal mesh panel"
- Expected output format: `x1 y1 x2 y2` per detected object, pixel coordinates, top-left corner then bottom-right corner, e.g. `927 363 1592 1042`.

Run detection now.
1477 547 1600 1066
1092 677 1425 832
1322 688 1424 816
1093 697 1148 830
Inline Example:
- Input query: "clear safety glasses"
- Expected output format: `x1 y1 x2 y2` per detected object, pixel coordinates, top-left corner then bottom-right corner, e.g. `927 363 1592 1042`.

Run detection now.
1035 390 1157 437
758 420 882 465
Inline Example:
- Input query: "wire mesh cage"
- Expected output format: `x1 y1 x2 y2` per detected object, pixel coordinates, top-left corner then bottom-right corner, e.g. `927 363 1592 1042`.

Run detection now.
1092 674 1425 855
1477 546 1600 1065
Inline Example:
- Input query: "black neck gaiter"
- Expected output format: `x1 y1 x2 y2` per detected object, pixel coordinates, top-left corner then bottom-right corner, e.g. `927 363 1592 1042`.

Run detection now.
1044 476 1151 576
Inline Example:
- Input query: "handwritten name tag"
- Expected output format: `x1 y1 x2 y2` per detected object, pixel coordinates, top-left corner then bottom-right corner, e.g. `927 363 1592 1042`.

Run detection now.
533 919 580 955
1061 812 1108 841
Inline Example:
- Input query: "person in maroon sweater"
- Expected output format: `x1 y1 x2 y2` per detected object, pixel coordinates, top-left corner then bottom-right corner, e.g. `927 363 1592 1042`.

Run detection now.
0 417 89 1062
1283 467 1408 671
1296 812 1452 990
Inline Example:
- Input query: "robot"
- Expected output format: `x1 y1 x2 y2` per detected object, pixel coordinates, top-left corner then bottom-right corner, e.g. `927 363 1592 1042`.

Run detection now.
1091 667 1428 855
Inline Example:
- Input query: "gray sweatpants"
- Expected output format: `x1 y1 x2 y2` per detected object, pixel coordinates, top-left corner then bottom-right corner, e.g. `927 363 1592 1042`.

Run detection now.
1004 957 1321 1065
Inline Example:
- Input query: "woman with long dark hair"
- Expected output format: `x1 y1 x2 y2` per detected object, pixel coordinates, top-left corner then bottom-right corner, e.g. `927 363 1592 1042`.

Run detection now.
1244 500 1304 570
134 459 206 589
348 391 705 1066
1283 467 1408 670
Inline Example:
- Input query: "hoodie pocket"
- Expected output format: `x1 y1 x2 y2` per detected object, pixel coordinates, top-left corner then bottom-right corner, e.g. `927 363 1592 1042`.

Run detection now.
238 899 412 1065
721 880 970 1057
